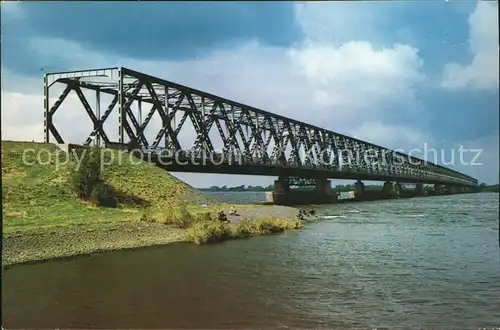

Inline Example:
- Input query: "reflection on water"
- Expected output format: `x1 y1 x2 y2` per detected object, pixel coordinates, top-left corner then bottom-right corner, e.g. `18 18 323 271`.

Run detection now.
3 193 500 328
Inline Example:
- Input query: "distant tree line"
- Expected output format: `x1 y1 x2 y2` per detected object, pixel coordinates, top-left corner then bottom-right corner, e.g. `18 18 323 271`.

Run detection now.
478 183 500 192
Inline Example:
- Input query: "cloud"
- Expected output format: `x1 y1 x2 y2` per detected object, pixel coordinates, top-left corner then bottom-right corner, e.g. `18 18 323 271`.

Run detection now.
349 121 499 185
1 1 498 187
0 1 25 17
288 41 424 122
1 35 429 187
1 1 300 68
1 92 44 141
349 121 430 152
447 130 499 184
441 1 499 90
293 2 385 44
2 33 427 143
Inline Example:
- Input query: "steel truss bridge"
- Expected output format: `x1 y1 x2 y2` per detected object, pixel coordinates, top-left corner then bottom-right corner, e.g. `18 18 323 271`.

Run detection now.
44 67 477 187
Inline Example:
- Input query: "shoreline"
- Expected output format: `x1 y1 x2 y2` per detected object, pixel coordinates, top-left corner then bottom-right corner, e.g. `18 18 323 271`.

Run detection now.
4 192 491 268
3 205 302 268
2 221 188 268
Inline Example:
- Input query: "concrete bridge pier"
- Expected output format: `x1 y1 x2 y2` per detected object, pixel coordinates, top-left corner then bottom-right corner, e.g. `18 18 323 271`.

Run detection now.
381 181 401 199
431 184 443 196
382 181 393 194
415 183 425 196
445 185 476 194
269 177 338 205
444 185 457 194
273 176 290 194
395 182 423 198
353 180 408 200
394 182 402 197
314 178 333 195
353 180 365 200
467 186 480 193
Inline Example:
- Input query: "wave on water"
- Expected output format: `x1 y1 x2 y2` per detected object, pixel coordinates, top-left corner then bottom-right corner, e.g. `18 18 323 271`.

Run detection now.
322 215 347 219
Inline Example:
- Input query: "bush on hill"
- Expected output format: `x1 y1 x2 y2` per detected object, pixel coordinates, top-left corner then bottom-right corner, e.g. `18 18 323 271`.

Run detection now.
70 147 116 207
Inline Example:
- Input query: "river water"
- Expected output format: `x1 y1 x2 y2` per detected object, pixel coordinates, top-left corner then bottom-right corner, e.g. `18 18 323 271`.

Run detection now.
3 192 499 328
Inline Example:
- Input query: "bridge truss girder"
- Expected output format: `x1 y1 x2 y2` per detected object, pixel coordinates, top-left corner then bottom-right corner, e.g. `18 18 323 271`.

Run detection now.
43 67 478 187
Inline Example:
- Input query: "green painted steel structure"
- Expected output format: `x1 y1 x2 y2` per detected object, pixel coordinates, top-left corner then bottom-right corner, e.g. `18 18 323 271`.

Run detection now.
44 67 478 187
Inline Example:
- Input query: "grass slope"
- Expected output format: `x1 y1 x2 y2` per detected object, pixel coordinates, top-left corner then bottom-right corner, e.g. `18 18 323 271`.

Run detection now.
2 141 302 266
2 141 217 234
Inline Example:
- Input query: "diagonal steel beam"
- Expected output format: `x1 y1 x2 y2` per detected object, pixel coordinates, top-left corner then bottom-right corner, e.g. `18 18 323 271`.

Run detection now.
72 85 112 145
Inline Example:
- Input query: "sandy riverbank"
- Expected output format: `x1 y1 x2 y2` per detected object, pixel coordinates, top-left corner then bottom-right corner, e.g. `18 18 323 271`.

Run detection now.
3 205 302 267
226 204 300 224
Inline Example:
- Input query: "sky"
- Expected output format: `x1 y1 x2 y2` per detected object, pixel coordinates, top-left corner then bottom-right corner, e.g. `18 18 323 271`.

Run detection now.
1 1 499 187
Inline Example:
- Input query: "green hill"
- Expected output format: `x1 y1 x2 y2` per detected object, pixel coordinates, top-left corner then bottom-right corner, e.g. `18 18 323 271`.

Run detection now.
2 141 301 266
2 141 217 234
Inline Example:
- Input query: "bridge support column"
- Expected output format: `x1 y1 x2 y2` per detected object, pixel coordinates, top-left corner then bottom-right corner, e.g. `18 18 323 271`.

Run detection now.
415 183 424 196
382 181 393 194
354 180 365 200
381 181 398 199
315 179 333 195
444 185 457 194
273 178 290 194
394 182 402 197
469 186 480 193
395 182 428 198
433 184 443 195
270 177 337 205
353 180 401 201
269 177 290 205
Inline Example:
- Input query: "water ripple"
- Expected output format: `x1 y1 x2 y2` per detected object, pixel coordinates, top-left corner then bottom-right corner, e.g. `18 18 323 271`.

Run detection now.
3 193 499 329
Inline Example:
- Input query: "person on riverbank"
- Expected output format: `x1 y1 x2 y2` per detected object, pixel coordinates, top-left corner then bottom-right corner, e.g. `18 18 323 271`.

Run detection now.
218 211 229 223
229 206 238 215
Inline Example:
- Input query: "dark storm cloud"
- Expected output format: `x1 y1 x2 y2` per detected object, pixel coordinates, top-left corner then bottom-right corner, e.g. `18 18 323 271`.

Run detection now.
2 1 302 76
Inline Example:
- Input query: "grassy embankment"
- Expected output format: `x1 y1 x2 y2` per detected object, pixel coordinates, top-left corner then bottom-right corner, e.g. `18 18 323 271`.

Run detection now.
2 141 302 266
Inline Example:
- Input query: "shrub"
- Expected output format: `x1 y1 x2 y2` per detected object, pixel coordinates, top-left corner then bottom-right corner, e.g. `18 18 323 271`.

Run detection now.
91 182 117 207
69 147 117 207
90 181 105 205
185 222 233 244
235 217 303 238
140 212 157 223
258 218 287 234
289 219 303 229
196 212 213 222
235 219 260 238
71 147 102 199
163 206 195 228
